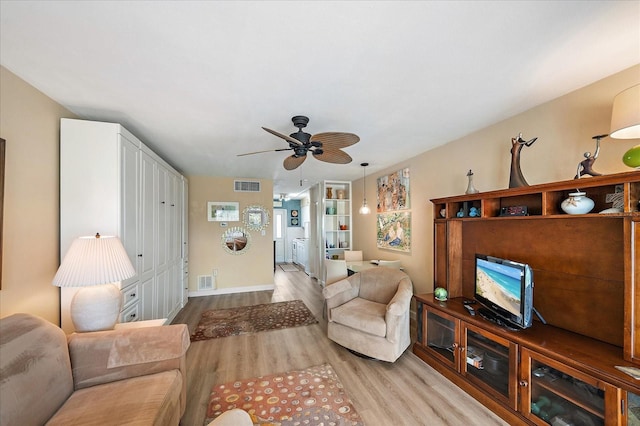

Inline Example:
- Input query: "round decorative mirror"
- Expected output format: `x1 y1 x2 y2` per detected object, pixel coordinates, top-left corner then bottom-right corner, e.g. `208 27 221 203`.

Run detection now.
242 205 270 232
221 227 251 254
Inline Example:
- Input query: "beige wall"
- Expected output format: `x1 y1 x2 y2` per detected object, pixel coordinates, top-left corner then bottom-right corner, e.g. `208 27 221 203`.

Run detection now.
0 66 77 324
187 176 274 292
1 62 637 320
352 64 640 295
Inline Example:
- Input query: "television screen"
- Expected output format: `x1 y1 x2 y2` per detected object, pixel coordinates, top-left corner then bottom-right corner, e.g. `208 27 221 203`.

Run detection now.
474 254 533 329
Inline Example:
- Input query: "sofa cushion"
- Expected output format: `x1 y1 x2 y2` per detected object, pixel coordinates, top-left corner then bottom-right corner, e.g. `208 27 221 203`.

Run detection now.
0 314 74 426
47 369 183 426
330 298 387 337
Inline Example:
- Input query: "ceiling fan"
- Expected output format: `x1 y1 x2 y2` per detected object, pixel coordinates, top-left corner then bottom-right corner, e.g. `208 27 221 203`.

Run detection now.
238 116 360 170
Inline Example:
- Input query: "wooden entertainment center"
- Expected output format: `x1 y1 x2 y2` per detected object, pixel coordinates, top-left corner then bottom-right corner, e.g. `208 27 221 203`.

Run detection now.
413 172 640 425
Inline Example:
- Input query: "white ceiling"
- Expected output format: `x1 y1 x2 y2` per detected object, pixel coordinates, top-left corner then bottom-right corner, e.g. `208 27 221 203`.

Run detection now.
1 1 639 198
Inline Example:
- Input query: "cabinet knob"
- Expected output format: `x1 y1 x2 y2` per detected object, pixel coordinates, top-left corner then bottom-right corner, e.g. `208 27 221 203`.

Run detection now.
129 293 136 298
519 380 528 387
161 201 166 204
451 343 459 349
138 254 143 257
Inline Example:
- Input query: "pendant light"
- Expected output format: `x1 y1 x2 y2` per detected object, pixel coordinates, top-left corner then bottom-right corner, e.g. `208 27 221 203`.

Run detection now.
359 162 371 215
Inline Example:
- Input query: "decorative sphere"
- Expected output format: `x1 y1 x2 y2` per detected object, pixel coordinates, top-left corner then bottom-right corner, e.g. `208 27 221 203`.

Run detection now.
623 145 640 168
434 287 448 301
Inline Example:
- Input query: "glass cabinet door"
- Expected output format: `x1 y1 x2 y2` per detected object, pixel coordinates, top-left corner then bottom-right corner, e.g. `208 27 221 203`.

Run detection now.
626 391 640 425
462 324 518 409
424 308 459 370
521 348 610 426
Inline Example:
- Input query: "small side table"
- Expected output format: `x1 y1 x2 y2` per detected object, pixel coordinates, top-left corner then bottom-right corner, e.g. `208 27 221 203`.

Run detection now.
114 319 167 329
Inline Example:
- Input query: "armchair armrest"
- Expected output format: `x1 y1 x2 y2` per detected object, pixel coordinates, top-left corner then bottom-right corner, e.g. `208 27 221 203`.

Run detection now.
323 276 359 316
385 278 413 343
386 279 413 316
68 324 190 390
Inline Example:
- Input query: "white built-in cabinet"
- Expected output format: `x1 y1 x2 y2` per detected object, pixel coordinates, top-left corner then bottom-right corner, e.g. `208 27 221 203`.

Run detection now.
60 119 188 333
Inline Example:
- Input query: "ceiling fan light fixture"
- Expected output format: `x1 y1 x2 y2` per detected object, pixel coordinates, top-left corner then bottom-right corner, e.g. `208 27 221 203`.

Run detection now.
359 162 371 215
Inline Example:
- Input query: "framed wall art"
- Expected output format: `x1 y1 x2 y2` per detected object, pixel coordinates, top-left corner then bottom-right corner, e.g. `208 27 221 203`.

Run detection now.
207 201 239 222
377 167 410 212
376 211 411 252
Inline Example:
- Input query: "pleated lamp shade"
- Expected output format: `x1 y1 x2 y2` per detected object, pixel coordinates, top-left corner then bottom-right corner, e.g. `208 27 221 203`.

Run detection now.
53 233 135 287
53 234 136 332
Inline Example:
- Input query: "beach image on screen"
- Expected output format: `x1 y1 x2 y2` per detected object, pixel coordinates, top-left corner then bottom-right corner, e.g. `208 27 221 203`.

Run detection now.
476 258 521 317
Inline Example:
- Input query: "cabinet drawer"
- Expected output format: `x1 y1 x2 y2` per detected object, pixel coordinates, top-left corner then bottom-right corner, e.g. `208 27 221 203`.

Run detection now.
121 282 140 309
120 302 140 323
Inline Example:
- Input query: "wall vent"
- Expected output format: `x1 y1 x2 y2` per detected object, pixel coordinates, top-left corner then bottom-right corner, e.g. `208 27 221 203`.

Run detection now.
234 180 261 192
197 275 214 290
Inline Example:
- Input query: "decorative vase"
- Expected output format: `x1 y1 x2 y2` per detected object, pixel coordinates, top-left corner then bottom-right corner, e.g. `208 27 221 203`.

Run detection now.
561 192 595 215
465 169 479 194
336 189 345 199
326 187 333 199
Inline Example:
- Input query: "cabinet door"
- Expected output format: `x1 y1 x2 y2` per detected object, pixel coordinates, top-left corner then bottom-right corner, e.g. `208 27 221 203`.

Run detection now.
140 274 155 320
139 151 156 279
625 390 640 425
520 348 616 425
461 323 518 410
422 307 461 370
156 164 169 270
119 135 139 286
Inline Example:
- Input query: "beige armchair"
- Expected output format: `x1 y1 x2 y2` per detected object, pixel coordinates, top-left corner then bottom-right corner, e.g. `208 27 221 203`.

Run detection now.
322 267 413 362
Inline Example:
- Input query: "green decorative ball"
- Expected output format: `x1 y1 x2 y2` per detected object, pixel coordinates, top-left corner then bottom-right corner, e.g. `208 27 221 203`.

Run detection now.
623 145 640 168
434 287 448 301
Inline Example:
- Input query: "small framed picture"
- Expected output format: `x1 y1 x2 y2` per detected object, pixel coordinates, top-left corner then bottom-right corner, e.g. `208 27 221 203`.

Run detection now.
207 202 239 222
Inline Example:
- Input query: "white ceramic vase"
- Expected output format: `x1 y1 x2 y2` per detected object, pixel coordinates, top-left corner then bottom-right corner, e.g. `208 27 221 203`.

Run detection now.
561 192 594 215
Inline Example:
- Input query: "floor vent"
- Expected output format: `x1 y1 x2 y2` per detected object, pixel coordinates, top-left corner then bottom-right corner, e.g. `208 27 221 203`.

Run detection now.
197 275 214 290
234 180 261 192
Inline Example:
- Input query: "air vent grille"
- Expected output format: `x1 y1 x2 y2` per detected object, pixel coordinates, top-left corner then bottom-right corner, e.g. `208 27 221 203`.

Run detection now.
197 275 214 290
234 180 261 192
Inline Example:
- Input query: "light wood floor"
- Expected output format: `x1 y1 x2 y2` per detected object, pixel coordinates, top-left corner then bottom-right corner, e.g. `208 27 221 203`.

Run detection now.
171 264 509 426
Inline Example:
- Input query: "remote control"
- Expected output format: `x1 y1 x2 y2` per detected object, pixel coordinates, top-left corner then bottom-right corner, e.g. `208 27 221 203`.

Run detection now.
464 304 476 316
463 300 476 305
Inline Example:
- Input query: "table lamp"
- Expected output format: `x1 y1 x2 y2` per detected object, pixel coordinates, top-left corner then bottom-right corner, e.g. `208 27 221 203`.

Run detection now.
53 233 136 332
610 84 640 168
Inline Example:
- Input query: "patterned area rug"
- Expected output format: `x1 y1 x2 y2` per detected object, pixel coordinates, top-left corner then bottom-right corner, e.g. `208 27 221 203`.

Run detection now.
191 300 318 342
205 363 364 426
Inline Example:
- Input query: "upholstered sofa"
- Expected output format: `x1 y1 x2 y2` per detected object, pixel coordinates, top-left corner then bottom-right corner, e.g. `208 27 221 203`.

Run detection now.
323 267 413 362
0 313 190 426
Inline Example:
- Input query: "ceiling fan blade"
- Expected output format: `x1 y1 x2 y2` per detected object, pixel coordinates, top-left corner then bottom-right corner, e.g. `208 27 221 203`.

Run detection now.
262 127 303 146
313 149 352 164
310 132 360 149
237 148 292 157
284 155 307 170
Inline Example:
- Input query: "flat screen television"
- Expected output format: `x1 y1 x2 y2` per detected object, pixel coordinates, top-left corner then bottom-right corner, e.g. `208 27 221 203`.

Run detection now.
474 254 534 329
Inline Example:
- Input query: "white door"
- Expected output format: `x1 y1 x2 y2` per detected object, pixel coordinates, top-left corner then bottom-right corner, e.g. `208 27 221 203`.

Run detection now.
274 208 286 263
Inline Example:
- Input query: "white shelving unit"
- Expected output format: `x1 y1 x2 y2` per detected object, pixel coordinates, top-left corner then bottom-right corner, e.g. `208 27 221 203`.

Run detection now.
321 180 352 284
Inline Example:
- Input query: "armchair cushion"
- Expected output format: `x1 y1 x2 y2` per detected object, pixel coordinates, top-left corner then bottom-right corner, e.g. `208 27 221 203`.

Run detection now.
330 298 387 337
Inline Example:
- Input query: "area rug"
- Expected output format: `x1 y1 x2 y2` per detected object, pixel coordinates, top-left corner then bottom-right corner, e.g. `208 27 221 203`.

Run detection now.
205 363 364 426
191 300 318 342
279 264 299 272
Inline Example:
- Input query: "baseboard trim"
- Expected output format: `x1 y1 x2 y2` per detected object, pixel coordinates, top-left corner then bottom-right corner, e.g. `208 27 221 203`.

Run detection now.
188 283 275 298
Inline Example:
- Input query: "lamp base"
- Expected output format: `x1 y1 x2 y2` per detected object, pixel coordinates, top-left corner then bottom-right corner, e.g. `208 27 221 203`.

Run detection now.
70 283 122 332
